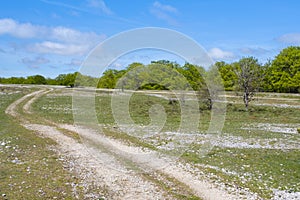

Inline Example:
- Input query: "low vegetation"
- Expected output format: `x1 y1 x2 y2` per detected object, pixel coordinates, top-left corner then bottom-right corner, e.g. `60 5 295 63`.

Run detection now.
30 87 300 199
0 87 96 199
0 46 299 199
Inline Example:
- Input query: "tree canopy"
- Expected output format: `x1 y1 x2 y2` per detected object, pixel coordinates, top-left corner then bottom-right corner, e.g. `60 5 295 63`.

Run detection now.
266 46 300 93
232 57 264 109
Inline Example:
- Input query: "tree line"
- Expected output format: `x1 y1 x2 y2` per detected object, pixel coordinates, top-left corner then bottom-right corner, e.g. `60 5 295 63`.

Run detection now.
1 46 299 95
96 46 300 94
0 72 97 88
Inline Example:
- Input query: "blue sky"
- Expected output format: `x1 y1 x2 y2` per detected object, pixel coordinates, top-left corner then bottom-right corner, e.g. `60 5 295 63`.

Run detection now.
0 0 300 78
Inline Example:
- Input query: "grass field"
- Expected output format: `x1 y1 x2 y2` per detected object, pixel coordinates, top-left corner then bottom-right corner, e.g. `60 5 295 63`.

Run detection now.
0 86 104 200
30 87 300 199
1 85 299 199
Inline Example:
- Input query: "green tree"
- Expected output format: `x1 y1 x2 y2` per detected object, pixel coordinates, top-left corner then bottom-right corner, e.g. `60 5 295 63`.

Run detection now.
177 63 206 91
64 72 77 87
260 60 273 92
6 77 26 84
53 73 77 87
151 60 180 68
268 46 300 93
97 69 119 88
75 73 98 87
215 61 237 91
25 75 46 85
232 57 264 110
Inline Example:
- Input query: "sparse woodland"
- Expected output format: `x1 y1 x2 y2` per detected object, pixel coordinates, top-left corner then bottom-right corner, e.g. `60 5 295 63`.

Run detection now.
1 46 299 95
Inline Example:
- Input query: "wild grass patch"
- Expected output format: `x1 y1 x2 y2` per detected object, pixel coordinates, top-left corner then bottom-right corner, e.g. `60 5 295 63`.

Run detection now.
31 89 300 199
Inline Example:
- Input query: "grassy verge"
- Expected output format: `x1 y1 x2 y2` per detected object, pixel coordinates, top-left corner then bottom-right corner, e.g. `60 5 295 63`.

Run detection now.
31 89 300 199
0 87 88 199
182 147 300 199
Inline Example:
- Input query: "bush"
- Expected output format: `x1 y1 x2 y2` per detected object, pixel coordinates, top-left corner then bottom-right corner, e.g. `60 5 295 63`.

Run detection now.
297 128 300 134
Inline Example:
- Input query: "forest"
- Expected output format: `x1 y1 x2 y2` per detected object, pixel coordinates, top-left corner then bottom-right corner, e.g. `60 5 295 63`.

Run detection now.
1 46 299 94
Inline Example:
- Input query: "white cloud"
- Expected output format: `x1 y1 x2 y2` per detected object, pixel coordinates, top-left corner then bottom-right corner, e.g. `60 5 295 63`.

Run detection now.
50 26 104 44
21 56 50 68
29 41 90 56
153 1 178 13
208 48 235 60
0 18 105 44
277 33 300 44
150 1 179 26
150 9 178 26
0 18 46 38
87 0 113 15
0 18 106 55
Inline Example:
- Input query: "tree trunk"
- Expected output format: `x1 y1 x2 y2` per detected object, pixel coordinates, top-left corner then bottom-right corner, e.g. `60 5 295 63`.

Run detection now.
244 93 249 111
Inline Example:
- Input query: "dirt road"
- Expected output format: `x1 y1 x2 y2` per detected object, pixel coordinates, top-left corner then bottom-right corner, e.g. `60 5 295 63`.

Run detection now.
5 88 256 200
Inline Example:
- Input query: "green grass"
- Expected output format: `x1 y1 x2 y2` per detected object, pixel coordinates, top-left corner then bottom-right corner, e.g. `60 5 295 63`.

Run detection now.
142 171 201 200
0 87 97 199
31 88 300 199
33 91 211 132
182 147 300 199
31 95 74 124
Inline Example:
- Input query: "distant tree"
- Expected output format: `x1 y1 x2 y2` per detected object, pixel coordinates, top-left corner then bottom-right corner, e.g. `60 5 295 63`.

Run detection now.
215 61 237 91
97 69 119 88
232 57 264 110
122 63 145 89
151 60 180 68
145 63 187 90
126 62 144 71
200 64 226 110
268 46 300 93
54 72 77 87
260 60 272 92
46 78 58 85
25 75 46 85
55 74 67 85
177 63 206 91
64 72 77 87
75 73 98 87
13 77 26 84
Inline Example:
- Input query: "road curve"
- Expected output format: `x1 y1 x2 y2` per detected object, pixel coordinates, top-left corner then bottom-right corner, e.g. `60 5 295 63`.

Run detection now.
6 87 256 200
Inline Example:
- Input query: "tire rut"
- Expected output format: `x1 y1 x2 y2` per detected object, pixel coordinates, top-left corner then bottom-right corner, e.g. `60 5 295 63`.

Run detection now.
5 89 172 199
6 88 256 200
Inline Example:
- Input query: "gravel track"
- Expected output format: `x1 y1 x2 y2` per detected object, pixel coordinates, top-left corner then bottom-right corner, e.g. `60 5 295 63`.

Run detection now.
5 88 258 200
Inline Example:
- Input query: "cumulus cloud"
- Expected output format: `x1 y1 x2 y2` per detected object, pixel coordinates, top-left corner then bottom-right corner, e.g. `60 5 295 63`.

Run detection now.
150 1 179 26
29 41 90 56
49 26 104 44
0 18 46 38
87 0 113 15
21 56 50 69
277 33 300 44
0 18 105 44
153 1 178 13
208 48 235 60
0 18 106 55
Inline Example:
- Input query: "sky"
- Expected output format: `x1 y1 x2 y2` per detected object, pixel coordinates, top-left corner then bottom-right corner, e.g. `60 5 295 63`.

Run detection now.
0 0 300 78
